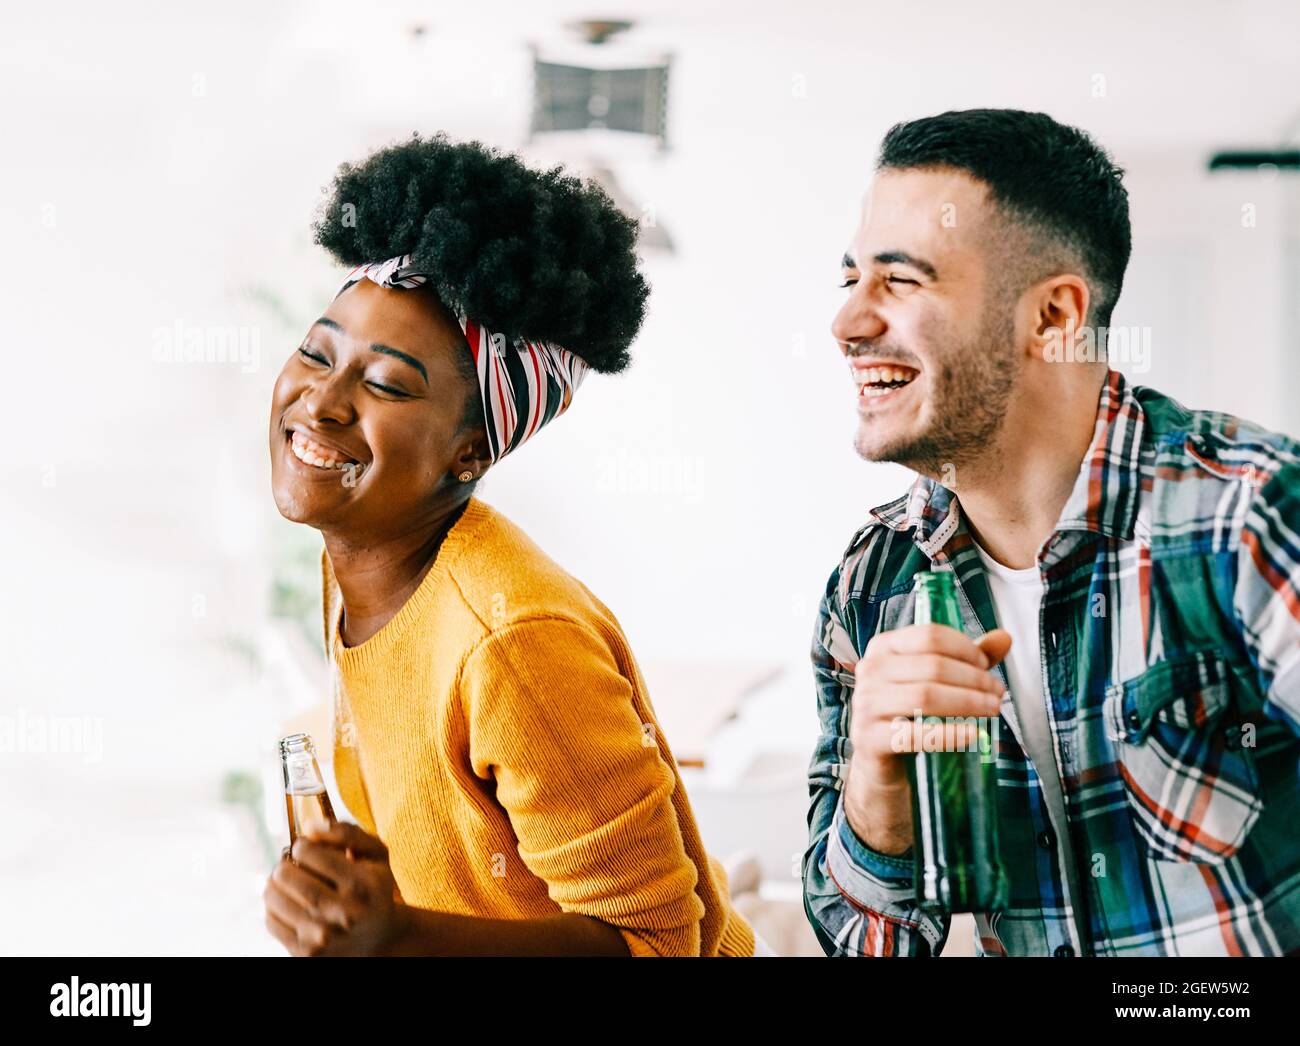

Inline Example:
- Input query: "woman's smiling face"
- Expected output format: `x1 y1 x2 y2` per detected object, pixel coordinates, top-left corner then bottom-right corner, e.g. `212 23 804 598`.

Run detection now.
269 278 487 537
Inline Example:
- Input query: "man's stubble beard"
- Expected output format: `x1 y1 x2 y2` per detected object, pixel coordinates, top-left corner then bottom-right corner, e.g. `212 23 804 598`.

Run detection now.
855 296 1020 480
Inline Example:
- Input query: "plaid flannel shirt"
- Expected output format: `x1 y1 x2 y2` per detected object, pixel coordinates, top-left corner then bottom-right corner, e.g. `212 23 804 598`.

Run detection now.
803 369 1300 956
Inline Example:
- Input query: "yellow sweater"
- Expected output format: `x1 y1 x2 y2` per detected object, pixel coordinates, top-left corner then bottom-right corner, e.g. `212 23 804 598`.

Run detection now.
321 496 755 957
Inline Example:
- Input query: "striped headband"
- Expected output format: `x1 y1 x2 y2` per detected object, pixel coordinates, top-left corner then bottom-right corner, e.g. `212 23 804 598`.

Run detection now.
335 254 590 463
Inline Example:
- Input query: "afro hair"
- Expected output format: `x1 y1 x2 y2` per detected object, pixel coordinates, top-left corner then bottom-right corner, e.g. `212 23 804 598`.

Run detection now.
312 133 649 374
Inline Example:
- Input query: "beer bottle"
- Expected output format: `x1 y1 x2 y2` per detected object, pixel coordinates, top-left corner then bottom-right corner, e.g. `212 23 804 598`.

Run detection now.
905 569 1008 914
279 733 337 855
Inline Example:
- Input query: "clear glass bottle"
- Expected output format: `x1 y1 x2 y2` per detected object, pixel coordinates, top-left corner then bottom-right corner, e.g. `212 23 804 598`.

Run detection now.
279 733 337 855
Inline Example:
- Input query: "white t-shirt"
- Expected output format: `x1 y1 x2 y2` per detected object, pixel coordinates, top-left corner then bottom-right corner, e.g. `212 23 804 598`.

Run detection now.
971 539 1086 949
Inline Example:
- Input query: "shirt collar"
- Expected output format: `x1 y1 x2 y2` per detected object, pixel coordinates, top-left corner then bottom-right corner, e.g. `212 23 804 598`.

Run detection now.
869 368 1148 550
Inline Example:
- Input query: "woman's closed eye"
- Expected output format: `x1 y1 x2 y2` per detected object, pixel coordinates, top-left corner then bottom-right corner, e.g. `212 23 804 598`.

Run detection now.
365 378 412 399
297 346 412 398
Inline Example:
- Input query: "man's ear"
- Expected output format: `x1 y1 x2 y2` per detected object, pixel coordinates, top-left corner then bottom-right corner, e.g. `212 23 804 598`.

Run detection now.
1025 274 1090 363
1038 275 1089 335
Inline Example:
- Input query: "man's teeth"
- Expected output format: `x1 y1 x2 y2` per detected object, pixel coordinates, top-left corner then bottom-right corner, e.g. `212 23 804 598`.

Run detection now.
863 366 915 384
290 431 359 471
858 366 918 396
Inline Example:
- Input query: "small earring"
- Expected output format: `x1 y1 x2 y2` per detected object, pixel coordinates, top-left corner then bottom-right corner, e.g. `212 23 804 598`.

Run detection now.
458 471 474 483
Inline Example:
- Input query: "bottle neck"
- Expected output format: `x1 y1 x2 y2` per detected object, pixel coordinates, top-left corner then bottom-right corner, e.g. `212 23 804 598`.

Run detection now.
279 734 325 794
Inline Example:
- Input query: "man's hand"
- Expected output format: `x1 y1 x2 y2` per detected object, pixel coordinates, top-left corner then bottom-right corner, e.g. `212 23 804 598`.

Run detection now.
844 624 1012 855
263 820 408 956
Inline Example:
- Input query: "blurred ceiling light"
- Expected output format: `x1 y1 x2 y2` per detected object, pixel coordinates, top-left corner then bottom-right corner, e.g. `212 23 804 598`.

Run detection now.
529 19 671 149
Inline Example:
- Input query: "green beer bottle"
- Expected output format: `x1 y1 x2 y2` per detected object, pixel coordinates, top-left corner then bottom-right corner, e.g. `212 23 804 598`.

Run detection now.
905 569 1008 914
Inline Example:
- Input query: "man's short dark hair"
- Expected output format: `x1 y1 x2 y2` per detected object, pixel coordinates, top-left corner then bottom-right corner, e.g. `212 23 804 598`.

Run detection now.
877 109 1131 330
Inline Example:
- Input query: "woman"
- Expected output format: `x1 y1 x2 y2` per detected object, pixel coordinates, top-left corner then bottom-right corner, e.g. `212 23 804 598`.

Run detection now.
262 133 757 956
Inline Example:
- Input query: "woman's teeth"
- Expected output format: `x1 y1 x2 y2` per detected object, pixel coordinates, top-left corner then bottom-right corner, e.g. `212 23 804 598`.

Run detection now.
859 366 918 397
290 431 359 471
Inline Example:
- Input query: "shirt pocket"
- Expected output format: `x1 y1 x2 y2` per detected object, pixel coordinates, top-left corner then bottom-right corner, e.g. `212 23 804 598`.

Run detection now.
1102 650 1262 864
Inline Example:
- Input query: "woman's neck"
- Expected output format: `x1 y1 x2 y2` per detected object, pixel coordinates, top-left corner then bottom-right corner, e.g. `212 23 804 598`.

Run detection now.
324 499 470 648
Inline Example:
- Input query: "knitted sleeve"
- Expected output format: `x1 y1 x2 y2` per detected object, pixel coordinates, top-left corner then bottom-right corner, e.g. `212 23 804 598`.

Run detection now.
461 615 707 956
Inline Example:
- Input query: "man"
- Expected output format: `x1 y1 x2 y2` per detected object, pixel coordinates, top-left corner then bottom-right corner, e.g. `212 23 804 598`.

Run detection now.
802 108 1300 956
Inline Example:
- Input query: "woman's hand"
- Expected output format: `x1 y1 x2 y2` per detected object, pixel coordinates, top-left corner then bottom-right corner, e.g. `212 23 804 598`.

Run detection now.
262 820 628 956
263 820 408 956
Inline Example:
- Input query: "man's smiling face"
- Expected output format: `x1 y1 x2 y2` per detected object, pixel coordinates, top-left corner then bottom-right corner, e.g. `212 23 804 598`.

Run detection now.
831 167 1021 475
268 278 486 538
